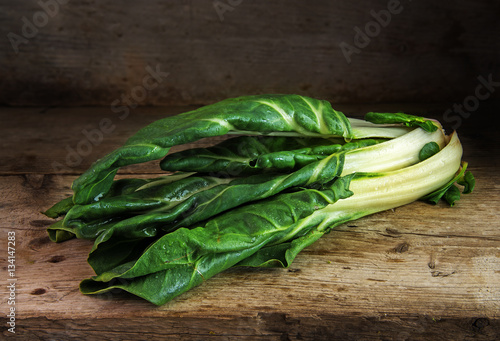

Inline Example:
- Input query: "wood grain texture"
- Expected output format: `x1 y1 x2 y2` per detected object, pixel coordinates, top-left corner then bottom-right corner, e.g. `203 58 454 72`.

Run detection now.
0 104 499 340
1 0 500 106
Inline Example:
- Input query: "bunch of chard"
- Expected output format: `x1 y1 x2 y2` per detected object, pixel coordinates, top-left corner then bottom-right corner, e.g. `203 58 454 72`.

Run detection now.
44 94 474 305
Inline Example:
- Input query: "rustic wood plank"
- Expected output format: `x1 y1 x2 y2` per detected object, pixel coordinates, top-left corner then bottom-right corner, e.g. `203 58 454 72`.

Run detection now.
1 171 498 339
0 105 499 339
1 0 499 106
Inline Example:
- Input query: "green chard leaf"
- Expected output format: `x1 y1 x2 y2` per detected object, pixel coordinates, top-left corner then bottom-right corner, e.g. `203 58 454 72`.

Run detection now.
80 175 355 305
418 142 441 161
71 94 354 205
420 162 475 206
160 136 382 174
84 124 444 274
62 116 446 259
43 196 74 219
45 177 156 242
42 94 474 307
87 152 346 274
80 129 464 305
443 185 462 206
458 171 475 194
364 112 438 132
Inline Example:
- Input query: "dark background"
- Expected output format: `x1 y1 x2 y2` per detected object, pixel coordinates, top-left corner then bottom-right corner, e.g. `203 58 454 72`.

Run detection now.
1 0 499 108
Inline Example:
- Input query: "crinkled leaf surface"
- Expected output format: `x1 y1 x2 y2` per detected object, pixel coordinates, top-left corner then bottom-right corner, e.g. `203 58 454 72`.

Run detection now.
46 178 157 242
72 94 353 204
87 152 346 274
365 112 438 132
80 176 354 305
161 135 382 174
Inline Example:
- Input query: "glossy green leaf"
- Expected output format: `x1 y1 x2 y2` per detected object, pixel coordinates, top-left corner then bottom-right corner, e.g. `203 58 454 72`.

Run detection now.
420 161 473 205
46 178 157 242
458 171 475 194
365 112 438 132
161 136 383 174
43 196 74 219
443 184 462 206
80 129 464 305
87 152 346 274
72 94 353 204
85 124 447 274
80 175 355 305
418 142 440 161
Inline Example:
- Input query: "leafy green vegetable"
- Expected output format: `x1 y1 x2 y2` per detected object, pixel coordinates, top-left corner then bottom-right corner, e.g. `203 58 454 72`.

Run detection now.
85 127 445 274
55 124 445 266
80 175 355 305
43 196 74 219
42 94 475 306
80 131 465 305
71 94 354 204
458 171 475 194
86 152 346 274
420 161 473 206
419 142 440 161
160 136 382 174
365 112 438 132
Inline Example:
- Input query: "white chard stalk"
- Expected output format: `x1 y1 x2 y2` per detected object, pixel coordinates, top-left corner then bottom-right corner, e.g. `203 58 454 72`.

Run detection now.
319 131 463 230
342 125 446 175
276 130 464 242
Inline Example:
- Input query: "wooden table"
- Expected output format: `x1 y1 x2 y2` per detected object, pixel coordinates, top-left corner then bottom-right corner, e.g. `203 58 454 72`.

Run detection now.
1 104 499 340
